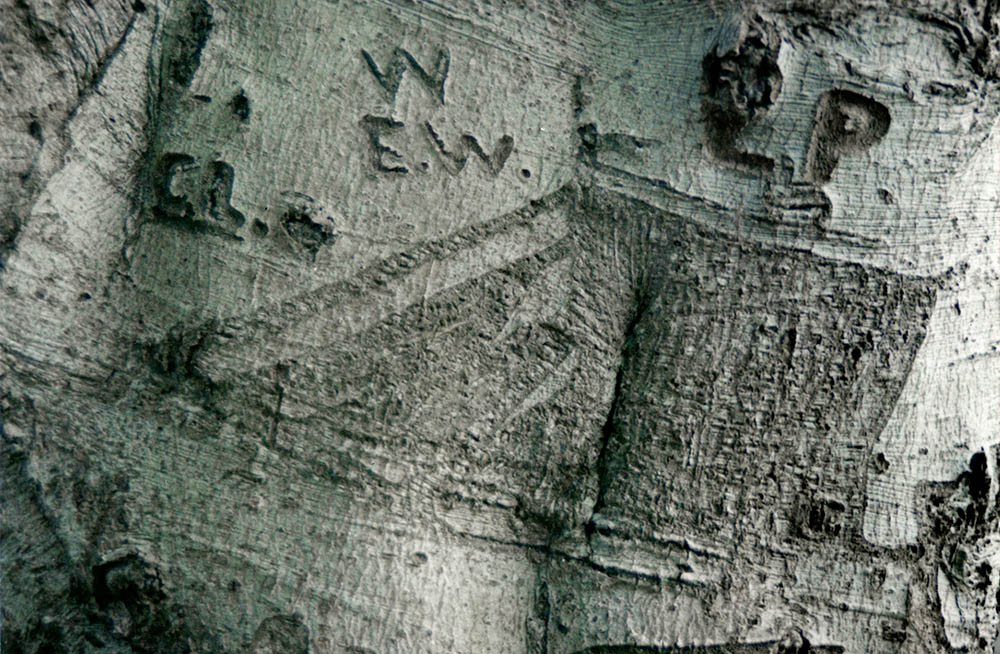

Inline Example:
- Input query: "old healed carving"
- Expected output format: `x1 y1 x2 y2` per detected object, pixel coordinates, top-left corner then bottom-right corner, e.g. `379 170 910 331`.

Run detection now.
804 89 890 184
361 46 450 104
361 114 408 174
150 154 245 237
700 14 782 174
425 121 514 176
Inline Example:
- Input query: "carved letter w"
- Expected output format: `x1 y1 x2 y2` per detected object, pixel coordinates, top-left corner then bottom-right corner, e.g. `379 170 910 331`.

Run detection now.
361 47 450 104
425 122 514 177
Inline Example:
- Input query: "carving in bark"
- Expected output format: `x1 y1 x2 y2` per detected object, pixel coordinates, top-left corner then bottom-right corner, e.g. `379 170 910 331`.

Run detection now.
2 1 1000 652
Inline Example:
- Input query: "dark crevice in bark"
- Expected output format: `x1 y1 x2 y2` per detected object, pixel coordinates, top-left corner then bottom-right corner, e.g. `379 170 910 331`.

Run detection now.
161 0 213 89
919 445 1000 651
70 14 140 118
527 577 551 654
137 320 232 425
125 0 215 268
251 614 309 654
2 397 224 653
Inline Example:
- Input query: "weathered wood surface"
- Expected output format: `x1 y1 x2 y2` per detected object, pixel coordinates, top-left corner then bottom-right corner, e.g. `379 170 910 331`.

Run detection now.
2 1 999 652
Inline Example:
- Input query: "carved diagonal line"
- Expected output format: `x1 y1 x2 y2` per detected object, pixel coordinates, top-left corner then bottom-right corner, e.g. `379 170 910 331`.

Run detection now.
195 205 571 380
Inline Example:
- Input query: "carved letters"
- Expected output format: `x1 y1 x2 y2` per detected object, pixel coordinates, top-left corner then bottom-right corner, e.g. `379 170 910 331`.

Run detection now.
361 115 409 174
152 153 245 238
424 121 514 176
699 28 889 229
805 89 890 183
361 47 449 104
150 154 335 258
360 44 514 177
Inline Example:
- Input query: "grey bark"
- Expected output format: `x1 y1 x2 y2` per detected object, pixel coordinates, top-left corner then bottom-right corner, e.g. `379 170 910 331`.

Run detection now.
2 1 1000 653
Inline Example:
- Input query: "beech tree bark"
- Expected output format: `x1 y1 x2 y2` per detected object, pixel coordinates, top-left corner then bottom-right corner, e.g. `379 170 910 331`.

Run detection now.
2 1 1000 653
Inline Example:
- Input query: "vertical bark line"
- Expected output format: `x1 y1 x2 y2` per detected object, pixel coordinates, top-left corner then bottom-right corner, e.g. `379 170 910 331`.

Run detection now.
527 575 552 654
586 291 650 535
268 383 284 448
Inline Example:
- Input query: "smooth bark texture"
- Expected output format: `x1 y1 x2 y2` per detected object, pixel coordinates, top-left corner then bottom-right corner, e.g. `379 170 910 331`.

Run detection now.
2 1 1000 652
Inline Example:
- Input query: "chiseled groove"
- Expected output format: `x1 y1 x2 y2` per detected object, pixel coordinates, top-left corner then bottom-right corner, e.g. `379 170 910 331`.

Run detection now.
586 285 650 532
194 187 576 380
455 530 663 588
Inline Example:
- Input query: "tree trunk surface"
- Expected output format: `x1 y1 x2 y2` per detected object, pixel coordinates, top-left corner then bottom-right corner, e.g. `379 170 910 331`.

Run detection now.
2 1 1000 652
